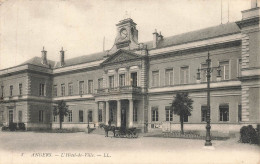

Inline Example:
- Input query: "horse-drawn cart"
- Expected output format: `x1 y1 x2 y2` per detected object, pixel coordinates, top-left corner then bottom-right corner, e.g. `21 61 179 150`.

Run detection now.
99 123 138 138
115 127 138 138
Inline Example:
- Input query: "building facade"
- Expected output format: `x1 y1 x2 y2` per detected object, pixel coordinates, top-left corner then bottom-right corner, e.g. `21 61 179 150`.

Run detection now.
0 3 259 133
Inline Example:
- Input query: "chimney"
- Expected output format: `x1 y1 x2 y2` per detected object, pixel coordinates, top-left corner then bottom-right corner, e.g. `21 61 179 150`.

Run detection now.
60 47 65 67
153 29 158 48
41 47 48 65
251 0 258 8
158 31 163 41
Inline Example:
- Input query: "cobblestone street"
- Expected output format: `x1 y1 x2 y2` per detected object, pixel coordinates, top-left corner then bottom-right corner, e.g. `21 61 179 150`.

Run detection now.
0 131 259 164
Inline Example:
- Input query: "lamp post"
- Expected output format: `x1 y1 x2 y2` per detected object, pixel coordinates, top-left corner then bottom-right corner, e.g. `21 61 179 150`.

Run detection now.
197 51 221 146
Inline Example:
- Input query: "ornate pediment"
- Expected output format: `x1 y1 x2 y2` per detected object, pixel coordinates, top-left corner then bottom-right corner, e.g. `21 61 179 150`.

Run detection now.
102 49 140 65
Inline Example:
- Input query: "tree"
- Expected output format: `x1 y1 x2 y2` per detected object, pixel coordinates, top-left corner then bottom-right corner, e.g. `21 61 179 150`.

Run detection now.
53 100 69 129
170 92 193 134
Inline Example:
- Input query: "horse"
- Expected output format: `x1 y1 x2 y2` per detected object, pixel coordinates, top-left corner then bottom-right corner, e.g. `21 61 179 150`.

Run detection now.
99 123 118 137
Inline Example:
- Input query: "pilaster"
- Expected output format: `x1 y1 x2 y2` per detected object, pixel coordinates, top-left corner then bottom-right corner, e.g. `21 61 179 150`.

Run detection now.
105 101 109 125
128 99 133 127
117 100 121 127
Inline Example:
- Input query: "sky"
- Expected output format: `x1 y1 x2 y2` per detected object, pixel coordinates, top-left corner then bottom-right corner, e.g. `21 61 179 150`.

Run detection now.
0 0 250 69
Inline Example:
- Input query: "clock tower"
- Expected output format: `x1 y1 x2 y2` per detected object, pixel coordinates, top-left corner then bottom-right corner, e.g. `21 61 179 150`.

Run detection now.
110 18 139 52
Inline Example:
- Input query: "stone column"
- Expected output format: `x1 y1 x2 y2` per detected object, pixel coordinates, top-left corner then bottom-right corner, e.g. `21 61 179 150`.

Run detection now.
95 102 99 126
105 101 109 125
129 99 133 127
117 100 121 127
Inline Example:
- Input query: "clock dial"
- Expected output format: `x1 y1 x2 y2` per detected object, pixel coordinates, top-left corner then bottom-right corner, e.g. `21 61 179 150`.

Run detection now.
120 29 128 39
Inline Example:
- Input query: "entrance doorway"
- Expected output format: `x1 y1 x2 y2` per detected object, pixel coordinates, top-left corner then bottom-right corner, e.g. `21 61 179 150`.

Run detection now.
121 100 128 128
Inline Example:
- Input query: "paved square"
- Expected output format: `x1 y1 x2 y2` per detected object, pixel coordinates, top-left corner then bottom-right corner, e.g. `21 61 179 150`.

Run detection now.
0 131 259 164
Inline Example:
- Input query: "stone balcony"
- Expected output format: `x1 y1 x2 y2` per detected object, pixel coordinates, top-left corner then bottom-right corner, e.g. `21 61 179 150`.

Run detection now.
95 85 142 96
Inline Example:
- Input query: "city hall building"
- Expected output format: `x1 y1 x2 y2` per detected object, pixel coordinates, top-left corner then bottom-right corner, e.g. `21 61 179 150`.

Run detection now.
0 2 259 133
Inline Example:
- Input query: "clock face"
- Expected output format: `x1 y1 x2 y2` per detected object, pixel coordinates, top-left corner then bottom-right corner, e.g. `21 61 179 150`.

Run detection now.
120 29 128 39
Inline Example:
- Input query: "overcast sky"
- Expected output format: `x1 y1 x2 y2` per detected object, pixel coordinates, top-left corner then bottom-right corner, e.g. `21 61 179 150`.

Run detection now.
0 0 250 69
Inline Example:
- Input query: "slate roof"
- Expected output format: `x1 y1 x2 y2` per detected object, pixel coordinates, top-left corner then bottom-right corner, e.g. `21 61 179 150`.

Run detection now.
17 22 241 70
53 51 106 69
20 57 56 69
144 22 241 50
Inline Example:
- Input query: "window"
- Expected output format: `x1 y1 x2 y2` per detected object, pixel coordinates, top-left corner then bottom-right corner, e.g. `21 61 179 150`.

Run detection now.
238 59 242 77
119 74 126 87
53 85 57 97
109 108 114 122
88 80 93 94
133 107 137 122
131 72 137 87
39 110 44 122
98 109 102 122
98 78 103 89
183 114 188 122
68 83 73 96
1 86 3 98
109 76 114 88
151 107 159 122
68 110 72 122
165 69 173 86
219 104 229 122
39 84 45 96
219 61 229 80
19 83 22 95
61 84 65 96
180 114 189 122
53 115 57 122
79 110 83 122
201 105 207 122
200 63 208 82
9 85 13 97
165 106 173 121
79 81 84 95
152 71 159 87
180 66 189 84
18 111 22 122
238 105 242 122
88 110 93 122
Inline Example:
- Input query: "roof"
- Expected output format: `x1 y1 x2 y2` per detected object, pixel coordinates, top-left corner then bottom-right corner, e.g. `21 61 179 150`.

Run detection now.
144 22 241 50
20 57 56 69
54 51 106 69
11 22 241 71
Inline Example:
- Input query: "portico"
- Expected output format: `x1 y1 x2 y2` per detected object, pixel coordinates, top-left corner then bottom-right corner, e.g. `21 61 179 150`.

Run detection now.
96 99 135 128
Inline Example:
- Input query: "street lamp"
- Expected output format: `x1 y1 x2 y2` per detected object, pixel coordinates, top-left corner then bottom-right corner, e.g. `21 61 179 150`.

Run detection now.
197 51 221 146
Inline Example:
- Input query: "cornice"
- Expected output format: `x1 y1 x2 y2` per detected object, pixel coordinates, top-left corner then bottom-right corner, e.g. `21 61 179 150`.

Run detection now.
0 64 53 78
236 17 260 29
148 80 241 95
148 40 241 60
